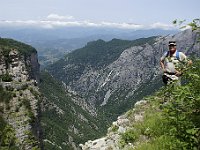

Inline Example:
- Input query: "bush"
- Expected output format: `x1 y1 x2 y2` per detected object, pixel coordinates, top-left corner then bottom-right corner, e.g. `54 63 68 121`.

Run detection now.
111 125 119 132
22 99 31 110
29 87 40 99
0 106 4 113
161 59 200 149
121 129 138 145
0 85 13 104
0 116 19 149
135 135 184 150
0 72 12 82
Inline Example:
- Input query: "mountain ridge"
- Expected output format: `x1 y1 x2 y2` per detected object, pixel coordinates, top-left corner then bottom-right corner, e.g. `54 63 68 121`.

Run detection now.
0 38 42 149
0 27 178 67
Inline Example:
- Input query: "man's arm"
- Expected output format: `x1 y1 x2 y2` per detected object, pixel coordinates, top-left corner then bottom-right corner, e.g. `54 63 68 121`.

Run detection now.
180 52 193 66
160 59 165 72
160 52 168 73
175 52 192 76
188 60 193 65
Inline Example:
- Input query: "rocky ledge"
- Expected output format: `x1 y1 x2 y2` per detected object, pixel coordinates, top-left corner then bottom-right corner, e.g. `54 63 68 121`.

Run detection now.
80 100 147 150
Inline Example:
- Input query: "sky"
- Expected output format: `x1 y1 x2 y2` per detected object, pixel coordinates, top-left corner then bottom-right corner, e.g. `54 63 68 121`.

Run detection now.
0 0 199 30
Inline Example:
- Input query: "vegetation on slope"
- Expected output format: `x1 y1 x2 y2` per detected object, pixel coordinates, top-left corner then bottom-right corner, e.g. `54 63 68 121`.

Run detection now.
0 85 19 150
97 75 163 123
0 38 36 57
0 38 37 72
0 85 13 105
39 71 107 150
47 37 156 84
120 59 200 150
0 116 19 150
64 37 156 68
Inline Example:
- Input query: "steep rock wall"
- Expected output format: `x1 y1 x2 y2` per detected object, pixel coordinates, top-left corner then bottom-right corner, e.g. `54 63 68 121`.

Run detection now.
0 41 42 149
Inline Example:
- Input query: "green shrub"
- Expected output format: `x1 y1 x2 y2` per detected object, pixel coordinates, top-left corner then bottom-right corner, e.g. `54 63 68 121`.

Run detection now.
21 84 28 90
111 125 119 132
28 111 36 124
0 106 4 113
161 59 200 149
121 129 138 145
13 92 17 97
24 130 40 149
0 85 13 104
135 135 185 150
0 72 12 82
22 99 31 110
0 116 19 149
15 106 20 112
29 87 40 99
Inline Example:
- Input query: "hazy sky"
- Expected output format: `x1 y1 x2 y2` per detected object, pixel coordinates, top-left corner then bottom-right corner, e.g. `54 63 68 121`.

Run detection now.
0 0 199 29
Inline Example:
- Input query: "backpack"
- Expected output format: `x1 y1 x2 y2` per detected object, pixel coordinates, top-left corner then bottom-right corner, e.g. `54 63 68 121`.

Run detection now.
165 50 180 60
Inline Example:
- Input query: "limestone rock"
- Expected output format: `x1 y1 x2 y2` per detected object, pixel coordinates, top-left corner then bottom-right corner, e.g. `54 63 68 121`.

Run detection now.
80 99 148 150
0 42 42 149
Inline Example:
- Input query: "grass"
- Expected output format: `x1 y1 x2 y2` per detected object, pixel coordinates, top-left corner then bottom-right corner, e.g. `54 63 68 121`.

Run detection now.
119 93 178 149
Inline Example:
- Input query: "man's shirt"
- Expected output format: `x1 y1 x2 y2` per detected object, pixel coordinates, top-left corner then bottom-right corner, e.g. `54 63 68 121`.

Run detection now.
160 50 187 73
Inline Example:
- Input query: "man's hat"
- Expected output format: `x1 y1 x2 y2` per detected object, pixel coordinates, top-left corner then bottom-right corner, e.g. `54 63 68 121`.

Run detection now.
168 41 176 46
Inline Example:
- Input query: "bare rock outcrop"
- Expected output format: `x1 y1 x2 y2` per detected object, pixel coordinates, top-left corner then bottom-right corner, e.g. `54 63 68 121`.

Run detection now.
0 40 42 149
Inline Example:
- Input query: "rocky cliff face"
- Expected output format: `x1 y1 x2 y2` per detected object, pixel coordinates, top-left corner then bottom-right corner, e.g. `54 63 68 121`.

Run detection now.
0 49 40 82
0 39 42 149
48 29 199 119
72 43 157 106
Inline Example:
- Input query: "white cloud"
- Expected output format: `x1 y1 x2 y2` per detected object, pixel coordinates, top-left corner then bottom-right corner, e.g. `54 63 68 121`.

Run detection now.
46 13 74 20
100 21 144 29
0 14 177 30
149 22 175 30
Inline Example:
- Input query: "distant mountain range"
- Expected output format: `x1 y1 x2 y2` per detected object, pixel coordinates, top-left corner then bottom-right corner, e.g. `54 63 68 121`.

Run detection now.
0 27 178 67
0 27 178 42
